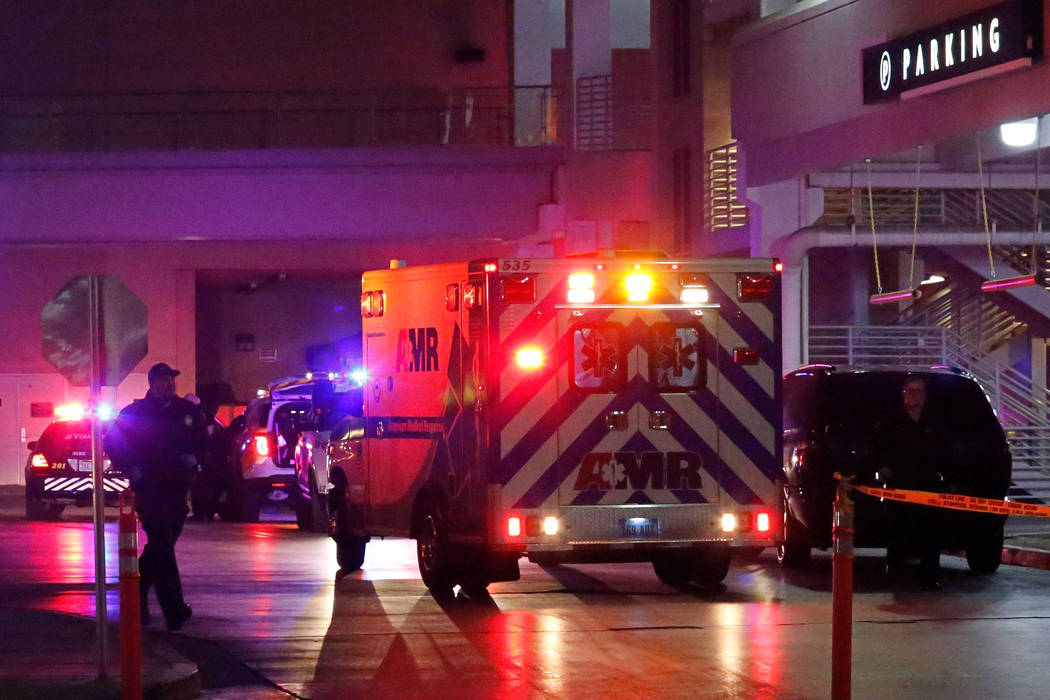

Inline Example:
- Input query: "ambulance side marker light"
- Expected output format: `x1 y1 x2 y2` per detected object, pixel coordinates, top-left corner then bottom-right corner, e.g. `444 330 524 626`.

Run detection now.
508 517 522 538
774 261 783 273
721 512 737 533
515 347 544 369
484 263 498 272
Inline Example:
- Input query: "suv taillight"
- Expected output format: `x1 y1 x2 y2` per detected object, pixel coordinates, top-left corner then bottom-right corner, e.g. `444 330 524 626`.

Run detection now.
252 433 272 458
30 453 49 472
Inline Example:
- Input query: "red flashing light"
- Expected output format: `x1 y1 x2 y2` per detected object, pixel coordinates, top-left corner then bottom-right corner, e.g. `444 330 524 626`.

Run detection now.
271 482 287 488
737 274 773 302
484 263 498 272
980 275 1036 292
733 348 759 365
671 263 680 271
773 261 784 273
756 512 771 533
501 274 536 303
508 516 522 537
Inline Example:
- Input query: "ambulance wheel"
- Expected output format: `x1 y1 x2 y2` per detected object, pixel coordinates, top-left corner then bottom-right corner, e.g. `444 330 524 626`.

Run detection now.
966 526 1004 574
652 553 695 588
416 503 455 599
335 535 367 572
693 545 731 587
777 497 811 568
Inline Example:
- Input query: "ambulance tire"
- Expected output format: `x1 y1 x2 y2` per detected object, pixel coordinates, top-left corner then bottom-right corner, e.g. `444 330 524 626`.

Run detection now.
416 502 455 600
693 545 731 587
335 535 367 572
652 547 729 589
777 495 811 568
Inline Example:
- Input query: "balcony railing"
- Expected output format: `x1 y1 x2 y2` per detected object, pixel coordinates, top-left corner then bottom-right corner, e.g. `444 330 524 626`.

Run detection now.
0 85 560 152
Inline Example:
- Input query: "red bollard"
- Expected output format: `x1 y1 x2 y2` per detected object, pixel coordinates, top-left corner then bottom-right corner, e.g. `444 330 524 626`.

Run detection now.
118 491 142 700
831 476 854 700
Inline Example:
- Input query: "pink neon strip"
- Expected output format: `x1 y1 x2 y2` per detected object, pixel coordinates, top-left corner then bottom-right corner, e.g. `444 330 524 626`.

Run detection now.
869 289 916 304
980 275 1036 291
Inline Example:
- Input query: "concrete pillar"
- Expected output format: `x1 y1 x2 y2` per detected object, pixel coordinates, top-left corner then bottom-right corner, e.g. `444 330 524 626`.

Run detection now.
782 260 805 372
850 249 870 326
514 0 553 145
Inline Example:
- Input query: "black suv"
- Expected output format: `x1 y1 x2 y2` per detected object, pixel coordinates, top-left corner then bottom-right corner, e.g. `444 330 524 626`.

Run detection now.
25 417 128 520
780 366 1012 572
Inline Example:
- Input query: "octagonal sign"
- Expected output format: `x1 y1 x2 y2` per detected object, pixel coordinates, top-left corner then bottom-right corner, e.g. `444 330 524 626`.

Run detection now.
42 275 148 386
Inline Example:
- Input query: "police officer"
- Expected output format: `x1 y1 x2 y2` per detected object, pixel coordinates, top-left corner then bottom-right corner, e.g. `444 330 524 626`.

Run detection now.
105 362 207 630
879 375 950 590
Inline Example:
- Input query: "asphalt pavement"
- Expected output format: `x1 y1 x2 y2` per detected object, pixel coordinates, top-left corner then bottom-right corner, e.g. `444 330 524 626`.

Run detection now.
1 485 1048 699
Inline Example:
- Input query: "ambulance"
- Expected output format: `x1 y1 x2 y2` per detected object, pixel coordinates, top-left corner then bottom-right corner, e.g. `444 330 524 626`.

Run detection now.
327 252 782 595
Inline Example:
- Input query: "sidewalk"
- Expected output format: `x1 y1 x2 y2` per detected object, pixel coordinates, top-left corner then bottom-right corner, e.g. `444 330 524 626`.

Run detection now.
0 607 199 700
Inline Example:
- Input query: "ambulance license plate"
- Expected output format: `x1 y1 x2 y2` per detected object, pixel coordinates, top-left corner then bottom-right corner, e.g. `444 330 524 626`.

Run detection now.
620 517 660 538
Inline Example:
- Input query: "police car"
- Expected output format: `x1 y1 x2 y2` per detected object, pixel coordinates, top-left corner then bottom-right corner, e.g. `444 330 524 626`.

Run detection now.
226 377 316 522
24 403 129 520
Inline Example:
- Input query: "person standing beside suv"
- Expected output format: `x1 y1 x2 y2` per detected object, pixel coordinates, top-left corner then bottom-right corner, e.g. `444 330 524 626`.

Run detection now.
104 362 208 630
878 375 951 590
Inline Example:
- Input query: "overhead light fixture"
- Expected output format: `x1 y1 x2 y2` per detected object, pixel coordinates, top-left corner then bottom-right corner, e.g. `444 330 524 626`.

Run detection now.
919 274 946 285
870 289 919 304
1000 117 1039 147
981 275 1036 292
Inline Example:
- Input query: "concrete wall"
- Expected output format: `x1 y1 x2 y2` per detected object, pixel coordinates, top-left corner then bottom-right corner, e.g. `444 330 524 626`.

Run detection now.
1 0 508 93
732 0 1050 186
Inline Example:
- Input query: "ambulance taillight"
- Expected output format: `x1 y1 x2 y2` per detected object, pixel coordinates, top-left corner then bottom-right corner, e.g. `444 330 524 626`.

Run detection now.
721 512 738 533
756 512 771 533
508 517 522 537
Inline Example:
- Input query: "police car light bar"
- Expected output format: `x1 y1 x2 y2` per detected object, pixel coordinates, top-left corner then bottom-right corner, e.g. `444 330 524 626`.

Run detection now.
980 275 1036 292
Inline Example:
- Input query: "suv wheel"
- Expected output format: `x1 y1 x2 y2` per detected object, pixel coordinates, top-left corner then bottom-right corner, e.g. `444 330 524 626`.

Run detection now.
777 493 811 568
966 526 1004 574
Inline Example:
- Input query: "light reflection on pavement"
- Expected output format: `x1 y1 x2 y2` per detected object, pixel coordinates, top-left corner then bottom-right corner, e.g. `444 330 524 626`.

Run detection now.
3 501 1050 698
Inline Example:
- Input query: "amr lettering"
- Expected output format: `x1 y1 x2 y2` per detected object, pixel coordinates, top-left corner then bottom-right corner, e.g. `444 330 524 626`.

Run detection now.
573 451 703 491
396 327 439 372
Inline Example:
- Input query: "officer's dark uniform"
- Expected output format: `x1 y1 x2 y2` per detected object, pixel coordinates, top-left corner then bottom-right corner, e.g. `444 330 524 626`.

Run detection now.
878 387 950 589
105 364 207 630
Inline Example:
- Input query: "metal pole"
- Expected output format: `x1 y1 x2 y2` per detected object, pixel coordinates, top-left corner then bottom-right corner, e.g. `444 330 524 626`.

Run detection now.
89 274 108 678
831 476 854 700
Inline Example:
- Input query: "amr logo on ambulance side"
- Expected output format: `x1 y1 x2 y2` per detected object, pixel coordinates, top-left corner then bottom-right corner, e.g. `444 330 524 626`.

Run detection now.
574 451 703 491
396 327 440 372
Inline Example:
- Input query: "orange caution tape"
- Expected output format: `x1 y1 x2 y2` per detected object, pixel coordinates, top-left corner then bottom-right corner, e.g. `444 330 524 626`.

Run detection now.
850 484 1050 518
